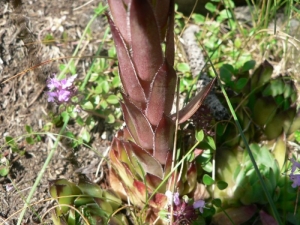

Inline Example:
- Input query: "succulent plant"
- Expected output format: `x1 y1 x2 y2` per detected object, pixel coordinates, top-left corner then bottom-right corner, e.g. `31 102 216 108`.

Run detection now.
218 60 298 147
49 177 128 225
213 143 300 224
107 0 214 223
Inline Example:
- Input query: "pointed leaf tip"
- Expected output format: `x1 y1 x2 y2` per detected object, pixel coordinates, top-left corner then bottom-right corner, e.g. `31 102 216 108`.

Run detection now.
171 78 216 124
146 60 176 126
154 115 174 164
122 94 154 150
107 15 147 108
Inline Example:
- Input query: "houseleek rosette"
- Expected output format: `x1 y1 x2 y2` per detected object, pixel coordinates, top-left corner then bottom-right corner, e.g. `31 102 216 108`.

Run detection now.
214 143 300 224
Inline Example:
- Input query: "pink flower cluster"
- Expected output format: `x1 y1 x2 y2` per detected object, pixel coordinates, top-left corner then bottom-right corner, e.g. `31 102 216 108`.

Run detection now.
47 74 77 103
290 158 300 188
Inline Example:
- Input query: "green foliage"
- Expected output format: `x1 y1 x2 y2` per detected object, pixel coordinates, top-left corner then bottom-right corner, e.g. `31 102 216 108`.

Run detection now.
203 174 214 185
215 142 300 224
0 157 10 177
0 125 43 177
49 178 127 225
83 56 122 124
294 130 300 143
25 125 42 145
216 181 228 190
39 1 300 225
218 60 298 146
5 136 22 153
43 34 55 45
234 144 280 205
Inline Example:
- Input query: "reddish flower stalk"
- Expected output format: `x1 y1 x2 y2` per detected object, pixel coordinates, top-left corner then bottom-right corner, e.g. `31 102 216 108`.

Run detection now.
107 0 214 223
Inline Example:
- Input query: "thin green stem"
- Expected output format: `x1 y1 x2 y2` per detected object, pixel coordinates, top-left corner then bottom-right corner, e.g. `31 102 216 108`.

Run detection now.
58 5 107 79
219 206 236 225
17 114 70 225
79 26 110 91
146 139 201 207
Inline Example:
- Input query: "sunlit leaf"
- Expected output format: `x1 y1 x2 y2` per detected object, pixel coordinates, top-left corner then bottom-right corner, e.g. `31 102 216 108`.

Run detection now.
203 174 214 185
176 63 190 72
82 101 94 110
107 113 116 124
80 128 91 143
107 95 119 104
205 2 217 13
0 166 9 176
195 130 204 142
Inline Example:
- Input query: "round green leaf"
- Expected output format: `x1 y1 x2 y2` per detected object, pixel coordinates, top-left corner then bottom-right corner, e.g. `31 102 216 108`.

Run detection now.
61 111 70 123
195 130 204 142
107 114 115 124
101 81 110 93
81 129 91 143
176 63 190 73
100 100 108 109
241 60 256 72
25 137 35 145
206 136 216 150
203 174 214 185
82 101 94 110
112 76 121 88
0 167 9 177
25 125 33 133
205 2 217 13
234 37 241 48
106 95 119 104
192 14 205 23
202 161 213 173
217 180 228 190
212 198 222 207
76 117 84 126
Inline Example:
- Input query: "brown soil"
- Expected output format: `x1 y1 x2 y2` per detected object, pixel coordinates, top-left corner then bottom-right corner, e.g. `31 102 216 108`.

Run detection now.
0 0 112 224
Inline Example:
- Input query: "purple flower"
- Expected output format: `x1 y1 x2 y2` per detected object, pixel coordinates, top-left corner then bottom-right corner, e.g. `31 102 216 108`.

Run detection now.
174 192 181 206
290 174 300 188
290 158 300 188
291 158 300 174
193 199 207 213
165 191 206 224
47 74 77 103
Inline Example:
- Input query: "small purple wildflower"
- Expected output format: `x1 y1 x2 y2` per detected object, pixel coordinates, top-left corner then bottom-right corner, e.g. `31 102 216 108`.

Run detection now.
174 192 181 206
290 158 300 188
193 199 207 213
165 191 206 224
47 74 77 103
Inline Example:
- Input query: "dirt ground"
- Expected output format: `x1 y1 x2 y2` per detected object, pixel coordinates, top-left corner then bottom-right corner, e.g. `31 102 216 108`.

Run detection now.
0 0 112 224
